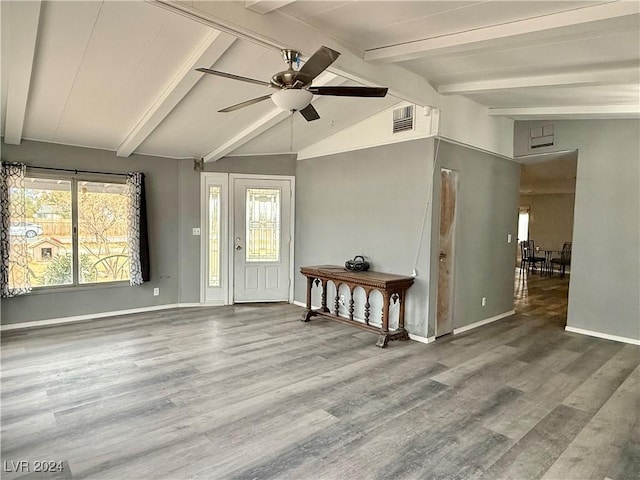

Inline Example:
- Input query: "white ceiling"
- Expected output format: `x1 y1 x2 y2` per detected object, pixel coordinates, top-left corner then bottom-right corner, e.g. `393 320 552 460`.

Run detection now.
1 0 638 161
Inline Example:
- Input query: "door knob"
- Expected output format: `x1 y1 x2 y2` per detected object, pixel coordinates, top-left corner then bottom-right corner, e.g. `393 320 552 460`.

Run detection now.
439 252 446 262
235 244 242 250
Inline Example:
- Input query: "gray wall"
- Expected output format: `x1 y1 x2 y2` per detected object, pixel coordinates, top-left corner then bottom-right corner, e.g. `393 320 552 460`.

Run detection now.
1 140 180 324
520 193 575 251
514 120 640 341
428 140 521 335
294 139 435 336
178 154 296 303
294 138 520 338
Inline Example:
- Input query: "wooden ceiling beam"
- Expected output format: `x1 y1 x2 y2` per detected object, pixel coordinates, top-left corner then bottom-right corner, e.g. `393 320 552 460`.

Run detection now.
438 66 640 95
364 2 640 64
116 30 236 157
3 1 42 145
488 104 640 120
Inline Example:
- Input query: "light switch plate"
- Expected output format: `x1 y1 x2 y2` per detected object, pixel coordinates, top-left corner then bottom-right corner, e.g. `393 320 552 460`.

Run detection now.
192 228 201 236
507 234 512 243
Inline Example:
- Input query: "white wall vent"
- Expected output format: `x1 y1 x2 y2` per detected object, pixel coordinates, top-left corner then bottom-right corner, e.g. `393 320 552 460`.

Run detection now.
530 124 554 149
392 105 414 133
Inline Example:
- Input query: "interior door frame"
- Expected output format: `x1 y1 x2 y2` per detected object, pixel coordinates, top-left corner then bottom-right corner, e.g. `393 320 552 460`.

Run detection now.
435 167 459 338
228 173 296 305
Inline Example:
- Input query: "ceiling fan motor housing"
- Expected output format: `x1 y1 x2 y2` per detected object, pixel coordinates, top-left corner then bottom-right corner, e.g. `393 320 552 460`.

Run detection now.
271 70 313 89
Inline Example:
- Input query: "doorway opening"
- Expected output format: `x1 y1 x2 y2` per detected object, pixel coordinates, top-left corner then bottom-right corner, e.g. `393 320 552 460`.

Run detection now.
515 150 577 323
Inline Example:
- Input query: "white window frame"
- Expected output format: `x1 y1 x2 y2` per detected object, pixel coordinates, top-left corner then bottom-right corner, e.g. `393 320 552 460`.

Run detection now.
24 171 130 290
200 172 229 305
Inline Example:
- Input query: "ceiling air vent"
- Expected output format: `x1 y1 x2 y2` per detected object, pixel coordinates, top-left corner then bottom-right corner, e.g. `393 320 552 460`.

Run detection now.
393 105 414 133
530 124 554 149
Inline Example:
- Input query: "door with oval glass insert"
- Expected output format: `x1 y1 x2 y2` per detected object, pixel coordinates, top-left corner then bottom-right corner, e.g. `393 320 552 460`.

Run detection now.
232 177 292 302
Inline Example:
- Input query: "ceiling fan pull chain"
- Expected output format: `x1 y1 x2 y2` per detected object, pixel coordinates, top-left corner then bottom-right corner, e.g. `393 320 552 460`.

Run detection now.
290 112 294 152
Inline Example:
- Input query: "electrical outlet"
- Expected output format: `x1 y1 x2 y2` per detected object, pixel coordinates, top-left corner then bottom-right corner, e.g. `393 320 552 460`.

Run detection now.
481 297 486 307
339 295 345 306
153 288 159 296
192 228 201 236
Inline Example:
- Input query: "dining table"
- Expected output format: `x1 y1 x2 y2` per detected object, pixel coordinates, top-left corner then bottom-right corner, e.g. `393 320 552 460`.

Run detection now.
535 247 561 276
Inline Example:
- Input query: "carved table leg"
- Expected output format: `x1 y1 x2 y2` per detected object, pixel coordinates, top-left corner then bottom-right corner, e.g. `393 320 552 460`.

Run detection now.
300 276 318 322
377 291 391 348
301 309 318 322
395 290 410 340
321 280 329 312
305 277 313 309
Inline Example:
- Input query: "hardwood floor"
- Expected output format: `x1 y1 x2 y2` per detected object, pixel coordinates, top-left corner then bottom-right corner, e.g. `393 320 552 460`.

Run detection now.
1 272 638 480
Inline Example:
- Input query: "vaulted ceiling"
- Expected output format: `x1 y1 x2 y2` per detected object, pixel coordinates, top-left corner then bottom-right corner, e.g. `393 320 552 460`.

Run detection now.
2 0 638 161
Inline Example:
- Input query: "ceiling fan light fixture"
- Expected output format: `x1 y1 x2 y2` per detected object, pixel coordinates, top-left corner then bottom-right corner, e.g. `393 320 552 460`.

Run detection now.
271 89 313 112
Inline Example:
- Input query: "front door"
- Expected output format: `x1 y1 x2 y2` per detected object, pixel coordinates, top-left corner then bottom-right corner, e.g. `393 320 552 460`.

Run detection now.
436 168 459 337
232 176 292 303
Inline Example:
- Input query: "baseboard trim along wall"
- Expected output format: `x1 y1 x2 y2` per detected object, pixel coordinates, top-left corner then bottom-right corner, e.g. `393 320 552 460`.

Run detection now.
565 326 640 346
408 333 435 344
0 301 234 332
2 304 190 332
452 310 516 335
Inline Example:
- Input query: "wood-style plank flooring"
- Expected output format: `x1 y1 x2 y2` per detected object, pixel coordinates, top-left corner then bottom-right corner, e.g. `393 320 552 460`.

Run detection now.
1 271 638 479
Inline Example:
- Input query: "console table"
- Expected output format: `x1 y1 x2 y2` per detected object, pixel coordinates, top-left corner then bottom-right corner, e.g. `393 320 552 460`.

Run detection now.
299 265 414 347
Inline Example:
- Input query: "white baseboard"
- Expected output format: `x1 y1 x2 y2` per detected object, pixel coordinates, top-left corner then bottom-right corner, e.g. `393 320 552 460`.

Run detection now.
408 333 435 344
182 301 223 307
565 326 640 346
453 310 516 335
0 303 184 332
0 300 238 332
292 300 307 308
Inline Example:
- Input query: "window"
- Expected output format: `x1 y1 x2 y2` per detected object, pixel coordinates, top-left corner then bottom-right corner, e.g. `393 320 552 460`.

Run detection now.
208 186 221 287
518 207 530 243
14 175 130 287
245 188 280 262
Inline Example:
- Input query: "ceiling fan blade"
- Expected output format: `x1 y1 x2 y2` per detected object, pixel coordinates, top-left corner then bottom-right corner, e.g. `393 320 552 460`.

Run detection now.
298 46 340 81
218 94 273 113
299 104 320 122
196 67 272 87
308 86 388 97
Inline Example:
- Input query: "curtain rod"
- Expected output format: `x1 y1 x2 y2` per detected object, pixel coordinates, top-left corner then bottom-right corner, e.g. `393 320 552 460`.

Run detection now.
26 165 130 177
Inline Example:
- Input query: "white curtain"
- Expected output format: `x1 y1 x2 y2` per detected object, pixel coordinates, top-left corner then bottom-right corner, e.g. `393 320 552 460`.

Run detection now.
1 162 32 297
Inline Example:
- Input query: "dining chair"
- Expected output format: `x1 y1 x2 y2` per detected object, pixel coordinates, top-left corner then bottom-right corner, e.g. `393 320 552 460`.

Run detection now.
550 242 572 277
521 240 545 274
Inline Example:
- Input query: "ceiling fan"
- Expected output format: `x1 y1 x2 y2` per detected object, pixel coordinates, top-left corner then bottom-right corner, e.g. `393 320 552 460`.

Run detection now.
196 46 388 122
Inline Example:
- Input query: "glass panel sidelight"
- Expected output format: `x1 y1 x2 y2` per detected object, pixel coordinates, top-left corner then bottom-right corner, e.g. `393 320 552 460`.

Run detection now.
208 186 221 287
246 188 280 262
